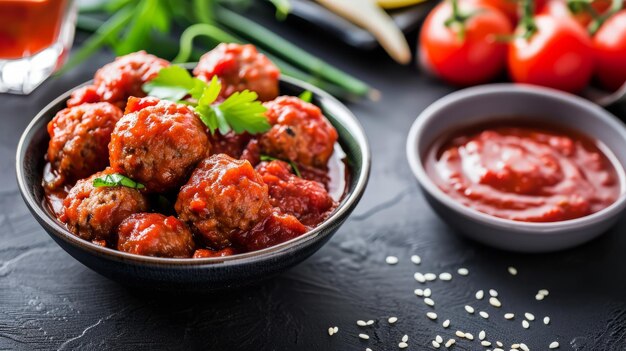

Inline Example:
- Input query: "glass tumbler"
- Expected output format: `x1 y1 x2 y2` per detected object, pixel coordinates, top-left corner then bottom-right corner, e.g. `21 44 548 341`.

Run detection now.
0 0 77 95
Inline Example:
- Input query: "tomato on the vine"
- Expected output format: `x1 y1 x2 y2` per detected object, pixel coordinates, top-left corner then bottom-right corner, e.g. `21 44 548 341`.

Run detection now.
471 0 546 24
508 14 594 93
419 0 512 86
593 10 626 91
540 0 613 28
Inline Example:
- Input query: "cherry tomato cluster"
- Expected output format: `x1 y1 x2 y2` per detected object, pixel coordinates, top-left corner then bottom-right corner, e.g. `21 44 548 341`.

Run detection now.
419 0 626 93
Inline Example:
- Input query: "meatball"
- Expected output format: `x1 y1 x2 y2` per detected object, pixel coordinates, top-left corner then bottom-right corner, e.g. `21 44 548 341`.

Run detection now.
207 131 254 159
46 102 123 189
117 213 195 258
68 51 169 108
256 160 336 226
194 43 279 102
175 154 272 248
109 97 209 193
259 96 338 168
192 247 237 258
232 210 306 251
61 170 149 243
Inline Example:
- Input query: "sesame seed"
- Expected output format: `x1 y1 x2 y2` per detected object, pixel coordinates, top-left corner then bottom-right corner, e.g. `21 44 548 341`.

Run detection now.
544 316 550 325
489 289 498 297
414 272 426 283
357 320 367 326
445 339 455 348
334 327 338 333
430 341 439 349
511 344 520 349
424 297 435 307
415 288 424 296
367 320 374 325
539 289 550 296
480 311 489 319
359 333 370 340
328 327 334 336
465 305 475 314
425 273 437 281
465 333 474 340
505 313 515 319
535 294 545 301
435 335 443 344
442 319 450 328
400 341 409 349
508 266 518 275
489 297 502 307
549 341 560 349
479 330 486 340
411 255 421 265
366 349 372 351
427 312 438 320
455 330 465 338
494 348 504 351
481 341 492 347
496 341 503 347
457 267 469 276
525 313 535 321
439 272 452 281
522 320 530 329
402 335 409 342
388 317 398 324
520 343 530 351
476 290 484 300
386 256 399 265
424 288 432 297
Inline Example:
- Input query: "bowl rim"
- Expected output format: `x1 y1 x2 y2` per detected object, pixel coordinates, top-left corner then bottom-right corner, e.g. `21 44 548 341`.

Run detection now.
16 74 371 266
406 83 626 233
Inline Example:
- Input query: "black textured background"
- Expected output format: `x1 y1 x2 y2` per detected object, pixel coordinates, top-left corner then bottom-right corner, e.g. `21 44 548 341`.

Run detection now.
2 7 626 351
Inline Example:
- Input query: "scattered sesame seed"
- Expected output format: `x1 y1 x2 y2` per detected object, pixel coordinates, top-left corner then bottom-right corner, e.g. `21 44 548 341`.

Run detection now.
481 341 492 347
424 297 435 306
445 339 455 348
465 305 475 314
386 256 399 265
511 344 520 349
496 341 503 347
427 312 438 320
544 316 551 325
359 333 370 340
414 272 426 283
435 335 442 343
366 349 372 351
334 327 338 333
489 297 502 308
367 320 375 325
525 313 535 321
402 335 409 342
425 273 437 281
430 341 439 349
489 289 498 297
399 341 409 349
539 289 550 296
328 327 334 336
522 320 530 329
411 255 421 265
535 294 545 301
388 317 398 324
357 320 367 326
442 319 450 328
476 290 484 300
508 266 518 275
520 343 530 351
494 348 504 351
479 330 486 340
505 313 515 319
549 341 560 349
455 331 465 338
465 333 474 340
457 267 469 276
439 272 452 281
424 288 432 297
480 311 489 319
415 288 424 296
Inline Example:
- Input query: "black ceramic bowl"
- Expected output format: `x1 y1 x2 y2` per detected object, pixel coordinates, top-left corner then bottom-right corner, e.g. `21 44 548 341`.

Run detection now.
16 75 370 291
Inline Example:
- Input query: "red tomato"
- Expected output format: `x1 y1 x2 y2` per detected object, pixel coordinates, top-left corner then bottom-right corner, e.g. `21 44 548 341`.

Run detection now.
540 0 612 28
470 0 546 25
508 15 593 93
419 1 513 86
593 10 626 92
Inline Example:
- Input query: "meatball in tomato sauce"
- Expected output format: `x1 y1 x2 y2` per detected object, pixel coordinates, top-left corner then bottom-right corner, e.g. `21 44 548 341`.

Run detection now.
46 102 122 189
192 247 237 258
256 160 336 226
175 154 272 249
109 97 209 193
259 96 338 168
117 213 195 258
232 210 306 252
68 51 169 108
194 43 280 102
62 170 149 244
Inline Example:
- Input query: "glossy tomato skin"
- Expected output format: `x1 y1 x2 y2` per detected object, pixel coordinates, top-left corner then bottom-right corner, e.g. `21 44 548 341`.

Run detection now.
419 1 512 86
593 10 626 92
508 15 593 93
539 0 611 28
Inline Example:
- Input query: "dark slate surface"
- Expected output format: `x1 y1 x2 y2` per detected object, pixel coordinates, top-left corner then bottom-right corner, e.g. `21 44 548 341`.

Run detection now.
3 12 626 351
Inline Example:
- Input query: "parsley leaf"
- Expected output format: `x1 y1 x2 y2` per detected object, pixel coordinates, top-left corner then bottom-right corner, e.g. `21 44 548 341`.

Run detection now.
260 155 302 178
142 65 206 101
298 90 313 103
93 173 145 189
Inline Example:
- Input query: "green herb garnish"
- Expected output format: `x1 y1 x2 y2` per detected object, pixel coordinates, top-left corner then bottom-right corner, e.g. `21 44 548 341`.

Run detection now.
93 173 145 189
142 65 205 101
260 155 302 178
298 90 313 103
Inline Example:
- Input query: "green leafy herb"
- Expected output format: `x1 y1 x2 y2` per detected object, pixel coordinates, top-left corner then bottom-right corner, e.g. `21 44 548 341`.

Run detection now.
142 65 206 101
93 173 145 189
298 90 313 103
260 155 302 178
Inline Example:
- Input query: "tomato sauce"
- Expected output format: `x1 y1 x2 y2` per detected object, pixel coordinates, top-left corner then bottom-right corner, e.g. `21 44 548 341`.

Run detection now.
425 121 623 222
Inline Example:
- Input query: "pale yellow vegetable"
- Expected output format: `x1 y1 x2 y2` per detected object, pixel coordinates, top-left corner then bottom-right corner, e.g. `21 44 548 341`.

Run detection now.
377 0 429 9
315 0 411 64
